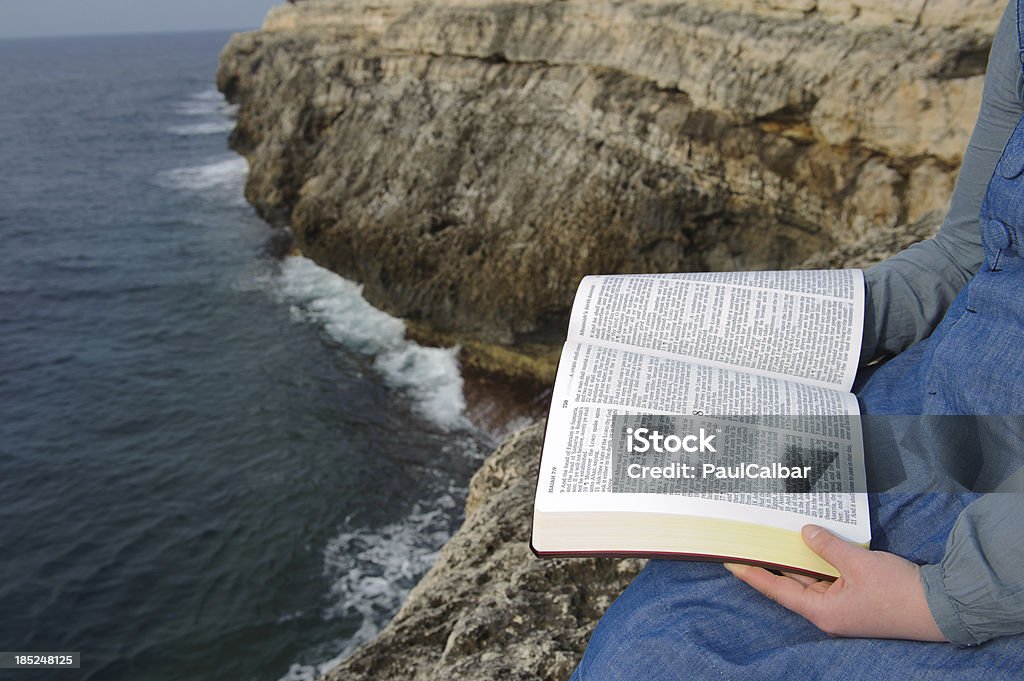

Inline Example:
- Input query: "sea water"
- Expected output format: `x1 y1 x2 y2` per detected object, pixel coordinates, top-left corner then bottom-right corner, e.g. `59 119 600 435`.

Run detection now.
0 31 494 681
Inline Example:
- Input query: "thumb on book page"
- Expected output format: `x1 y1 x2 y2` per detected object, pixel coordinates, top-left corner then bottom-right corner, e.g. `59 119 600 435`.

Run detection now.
802 525 862 572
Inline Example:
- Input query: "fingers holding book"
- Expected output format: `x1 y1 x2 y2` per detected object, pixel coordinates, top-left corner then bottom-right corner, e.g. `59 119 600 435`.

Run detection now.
724 525 947 642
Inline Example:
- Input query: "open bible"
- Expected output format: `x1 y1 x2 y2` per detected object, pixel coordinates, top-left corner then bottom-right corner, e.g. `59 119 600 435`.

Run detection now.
530 270 870 578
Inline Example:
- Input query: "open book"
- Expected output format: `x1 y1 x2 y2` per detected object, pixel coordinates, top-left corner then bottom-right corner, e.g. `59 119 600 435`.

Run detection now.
530 270 870 578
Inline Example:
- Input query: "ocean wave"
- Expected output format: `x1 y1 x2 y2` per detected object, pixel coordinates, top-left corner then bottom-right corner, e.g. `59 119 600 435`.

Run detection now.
183 88 221 103
322 496 456 639
176 88 238 117
276 496 459 681
276 256 469 430
167 120 236 136
155 156 248 202
169 89 238 135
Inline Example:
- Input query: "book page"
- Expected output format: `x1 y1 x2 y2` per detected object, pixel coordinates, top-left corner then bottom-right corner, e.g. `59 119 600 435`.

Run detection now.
535 340 869 542
566 270 864 391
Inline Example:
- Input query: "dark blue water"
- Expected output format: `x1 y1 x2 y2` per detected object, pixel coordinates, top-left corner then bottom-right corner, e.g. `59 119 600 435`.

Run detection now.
0 32 494 681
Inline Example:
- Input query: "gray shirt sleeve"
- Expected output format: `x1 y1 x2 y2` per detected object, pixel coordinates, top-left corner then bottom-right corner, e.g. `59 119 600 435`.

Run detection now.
861 0 1024 361
919 494 1024 646
859 1 1024 647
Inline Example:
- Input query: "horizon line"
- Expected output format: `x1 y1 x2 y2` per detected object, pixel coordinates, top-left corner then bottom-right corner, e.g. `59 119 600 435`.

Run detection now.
0 26 261 42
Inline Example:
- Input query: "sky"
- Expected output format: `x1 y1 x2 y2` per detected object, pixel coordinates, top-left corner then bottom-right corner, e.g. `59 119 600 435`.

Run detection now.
0 0 282 39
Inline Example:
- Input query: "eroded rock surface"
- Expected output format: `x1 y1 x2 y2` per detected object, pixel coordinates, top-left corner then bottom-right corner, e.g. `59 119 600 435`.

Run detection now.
217 0 998 382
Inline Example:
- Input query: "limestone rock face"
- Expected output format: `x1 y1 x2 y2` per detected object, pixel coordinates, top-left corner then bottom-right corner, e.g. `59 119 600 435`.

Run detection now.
217 0 998 377
321 422 644 681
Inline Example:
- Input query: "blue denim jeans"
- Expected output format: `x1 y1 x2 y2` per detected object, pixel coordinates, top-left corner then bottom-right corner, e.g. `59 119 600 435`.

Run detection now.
571 491 1024 681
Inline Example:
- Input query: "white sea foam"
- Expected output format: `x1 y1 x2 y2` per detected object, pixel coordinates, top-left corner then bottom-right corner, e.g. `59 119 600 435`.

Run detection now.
182 88 221 104
275 495 460 681
276 255 469 430
155 156 248 203
176 88 238 116
167 120 236 136
170 88 238 134
322 497 456 646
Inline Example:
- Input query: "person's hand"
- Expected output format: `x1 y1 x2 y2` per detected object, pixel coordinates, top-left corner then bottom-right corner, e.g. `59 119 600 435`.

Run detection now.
724 524 947 642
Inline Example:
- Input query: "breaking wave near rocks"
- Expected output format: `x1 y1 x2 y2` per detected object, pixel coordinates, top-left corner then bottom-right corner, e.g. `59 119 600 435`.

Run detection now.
168 88 238 135
274 255 471 431
155 155 249 204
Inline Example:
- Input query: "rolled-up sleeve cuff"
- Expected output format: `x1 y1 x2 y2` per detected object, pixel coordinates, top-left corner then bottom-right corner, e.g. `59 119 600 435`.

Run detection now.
920 563 980 647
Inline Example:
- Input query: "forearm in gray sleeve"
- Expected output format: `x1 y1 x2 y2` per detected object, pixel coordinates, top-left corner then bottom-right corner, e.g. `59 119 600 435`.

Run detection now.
861 0 1024 361
919 494 1024 646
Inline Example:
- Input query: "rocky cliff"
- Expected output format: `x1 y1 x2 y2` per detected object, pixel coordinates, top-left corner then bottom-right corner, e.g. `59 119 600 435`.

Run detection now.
217 2 1001 679
217 0 1000 384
